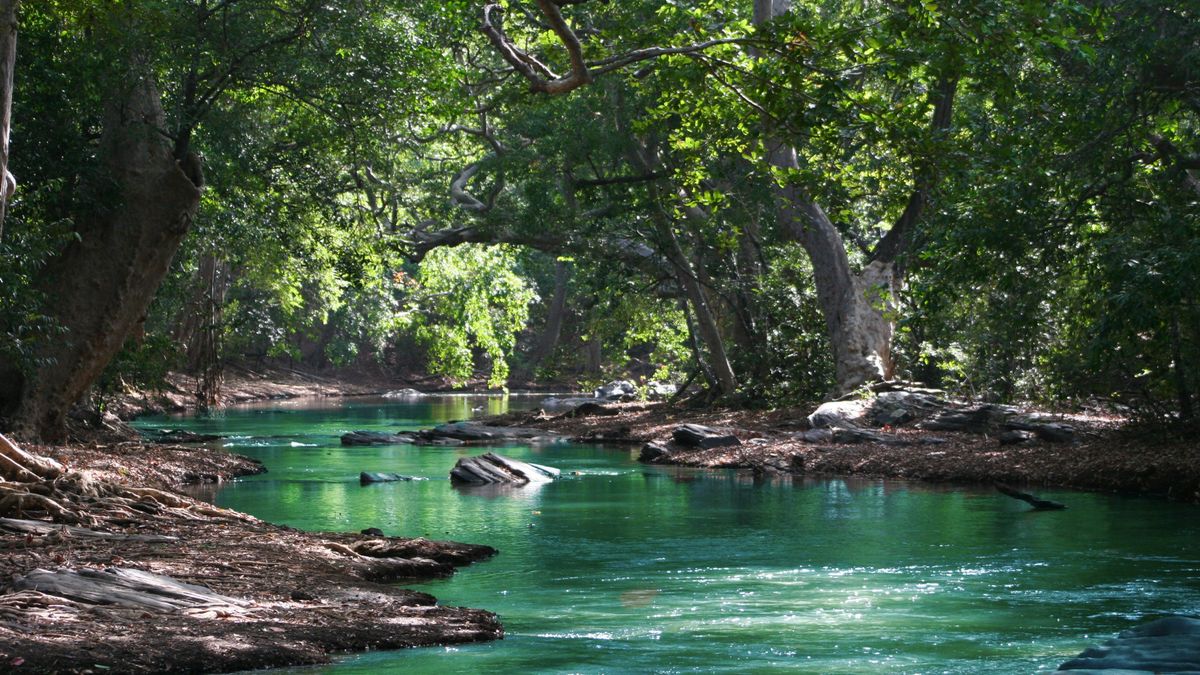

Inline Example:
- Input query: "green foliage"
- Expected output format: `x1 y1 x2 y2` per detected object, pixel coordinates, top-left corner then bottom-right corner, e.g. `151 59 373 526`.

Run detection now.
404 245 537 388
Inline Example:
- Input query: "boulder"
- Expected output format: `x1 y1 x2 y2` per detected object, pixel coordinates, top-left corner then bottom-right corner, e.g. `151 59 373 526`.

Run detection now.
866 390 947 427
1059 616 1200 672
359 472 418 485
998 430 1035 445
807 399 871 429
638 442 672 463
449 452 560 485
672 424 740 449
341 431 417 446
645 382 678 400
595 380 638 401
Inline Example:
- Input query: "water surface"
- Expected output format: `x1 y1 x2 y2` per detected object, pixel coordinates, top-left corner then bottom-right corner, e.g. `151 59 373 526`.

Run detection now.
135 396 1200 673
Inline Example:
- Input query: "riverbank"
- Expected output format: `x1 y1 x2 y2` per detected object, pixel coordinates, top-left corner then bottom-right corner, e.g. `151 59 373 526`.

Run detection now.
0 437 502 673
492 400 1200 502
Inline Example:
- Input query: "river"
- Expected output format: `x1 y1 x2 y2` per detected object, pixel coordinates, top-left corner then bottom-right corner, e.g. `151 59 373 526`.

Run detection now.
133 395 1200 674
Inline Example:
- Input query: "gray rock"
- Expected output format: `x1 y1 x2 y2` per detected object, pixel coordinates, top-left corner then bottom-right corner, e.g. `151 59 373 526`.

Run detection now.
540 396 601 410
423 422 562 444
645 382 678 400
341 431 417 446
672 424 740 449
595 380 638 401
807 399 871 429
1059 616 1200 672
639 442 672 463
382 388 425 398
867 390 947 427
449 452 560 485
1034 423 1077 443
795 428 834 443
359 472 418 485
998 430 1036 445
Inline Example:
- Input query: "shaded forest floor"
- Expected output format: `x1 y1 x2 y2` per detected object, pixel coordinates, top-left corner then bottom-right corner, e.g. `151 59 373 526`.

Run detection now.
492 403 1200 502
0 440 501 673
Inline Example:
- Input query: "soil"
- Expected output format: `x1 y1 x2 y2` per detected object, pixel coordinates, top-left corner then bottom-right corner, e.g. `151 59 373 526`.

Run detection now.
492 401 1200 503
0 440 501 674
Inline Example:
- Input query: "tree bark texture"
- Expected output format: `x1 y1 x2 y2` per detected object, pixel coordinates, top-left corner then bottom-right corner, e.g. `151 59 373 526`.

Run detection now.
0 71 202 440
755 0 897 394
0 0 18 240
518 260 569 381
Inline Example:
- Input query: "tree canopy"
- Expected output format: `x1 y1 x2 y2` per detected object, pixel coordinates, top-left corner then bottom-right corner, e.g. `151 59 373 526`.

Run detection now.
0 0 1197 438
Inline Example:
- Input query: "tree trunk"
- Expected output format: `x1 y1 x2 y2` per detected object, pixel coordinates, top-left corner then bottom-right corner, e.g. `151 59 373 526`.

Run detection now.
518 260 569 381
0 0 17 240
0 70 203 440
661 225 738 396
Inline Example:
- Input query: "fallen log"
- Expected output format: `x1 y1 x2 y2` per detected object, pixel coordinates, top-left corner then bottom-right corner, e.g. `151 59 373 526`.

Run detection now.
996 483 1067 510
7 567 250 613
0 517 177 542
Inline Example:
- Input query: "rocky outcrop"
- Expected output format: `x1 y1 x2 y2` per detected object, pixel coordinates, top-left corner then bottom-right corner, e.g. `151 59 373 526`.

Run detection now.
449 453 560 485
595 380 637 401
1059 616 1200 672
341 431 418 446
341 423 563 447
672 424 740 449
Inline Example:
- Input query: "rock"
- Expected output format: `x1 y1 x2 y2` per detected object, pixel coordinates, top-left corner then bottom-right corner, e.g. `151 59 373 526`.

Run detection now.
672 424 741 449
341 431 417 446
539 396 600 410
359 472 418 485
382 388 425 398
831 427 912 445
413 436 465 447
144 429 222 444
645 382 678 400
595 380 638 401
807 399 871 429
919 404 1019 433
360 527 386 536
555 401 619 418
639 442 672 463
449 452 560 485
867 390 947 427
795 428 833 443
422 422 562 445
1059 616 1200 672
1033 423 1076 443
998 430 1035 445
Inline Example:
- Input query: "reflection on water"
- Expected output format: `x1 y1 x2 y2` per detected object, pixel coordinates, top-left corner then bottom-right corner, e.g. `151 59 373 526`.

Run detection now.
134 396 1200 674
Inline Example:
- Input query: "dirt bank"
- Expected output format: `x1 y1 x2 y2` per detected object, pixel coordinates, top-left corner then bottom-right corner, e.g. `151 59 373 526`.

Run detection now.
494 402 1200 502
0 439 502 673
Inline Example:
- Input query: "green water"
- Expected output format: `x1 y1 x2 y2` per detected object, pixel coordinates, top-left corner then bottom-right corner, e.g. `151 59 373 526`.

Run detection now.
135 396 1200 674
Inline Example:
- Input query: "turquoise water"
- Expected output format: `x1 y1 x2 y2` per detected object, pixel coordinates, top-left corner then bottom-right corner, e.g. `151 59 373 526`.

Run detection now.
135 396 1200 674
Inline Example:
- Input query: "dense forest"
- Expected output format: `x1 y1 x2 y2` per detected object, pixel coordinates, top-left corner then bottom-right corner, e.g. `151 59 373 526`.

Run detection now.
0 0 1197 441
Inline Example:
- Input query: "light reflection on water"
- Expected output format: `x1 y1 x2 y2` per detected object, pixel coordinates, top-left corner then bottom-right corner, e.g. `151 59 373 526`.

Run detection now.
135 396 1200 674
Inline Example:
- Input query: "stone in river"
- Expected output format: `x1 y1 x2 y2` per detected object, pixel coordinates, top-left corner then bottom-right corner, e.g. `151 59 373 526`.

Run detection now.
449 452 560 485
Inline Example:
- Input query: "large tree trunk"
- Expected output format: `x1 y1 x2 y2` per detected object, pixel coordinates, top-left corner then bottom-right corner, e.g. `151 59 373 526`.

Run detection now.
0 0 17 240
0 70 202 440
518 260 569 381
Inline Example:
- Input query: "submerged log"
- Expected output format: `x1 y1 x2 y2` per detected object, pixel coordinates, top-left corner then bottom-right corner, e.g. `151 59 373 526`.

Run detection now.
359 472 418 485
672 424 740 449
996 483 1067 510
449 452 560 485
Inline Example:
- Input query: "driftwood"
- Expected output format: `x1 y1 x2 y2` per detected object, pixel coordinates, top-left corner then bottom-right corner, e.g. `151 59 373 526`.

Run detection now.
7 567 250 614
996 483 1067 510
672 424 740 449
0 517 177 543
449 453 560 485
